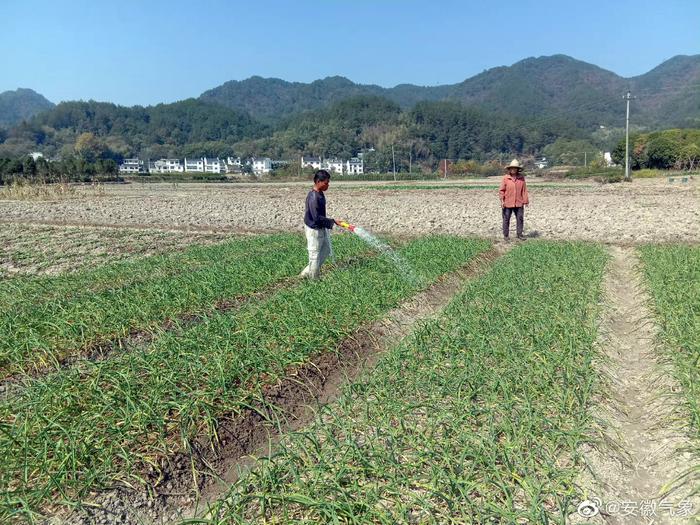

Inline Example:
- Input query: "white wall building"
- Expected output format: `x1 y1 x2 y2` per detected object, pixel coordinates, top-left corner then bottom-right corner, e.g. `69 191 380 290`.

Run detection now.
203 157 225 174
302 156 364 175
604 152 614 167
323 158 344 174
184 157 205 172
151 158 184 173
224 157 241 174
251 157 272 174
301 156 322 170
345 157 364 175
119 158 145 174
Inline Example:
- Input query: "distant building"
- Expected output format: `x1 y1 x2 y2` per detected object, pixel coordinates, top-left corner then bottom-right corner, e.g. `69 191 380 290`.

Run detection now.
225 156 242 173
535 157 548 169
119 158 145 174
323 158 344 174
345 157 364 175
301 156 322 170
604 152 614 167
151 158 184 173
251 157 272 175
184 157 205 172
203 157 225 174
29 152 44 161
301 156 363 175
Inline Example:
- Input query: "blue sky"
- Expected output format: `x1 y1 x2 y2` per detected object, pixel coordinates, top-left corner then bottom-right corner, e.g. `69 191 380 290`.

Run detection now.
2 0 699 106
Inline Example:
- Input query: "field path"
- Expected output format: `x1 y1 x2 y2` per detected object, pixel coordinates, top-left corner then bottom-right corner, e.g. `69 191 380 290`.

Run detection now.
575 246 698 524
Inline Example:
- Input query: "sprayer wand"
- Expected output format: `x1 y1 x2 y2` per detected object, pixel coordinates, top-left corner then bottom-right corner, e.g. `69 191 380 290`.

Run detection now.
337 221 356 232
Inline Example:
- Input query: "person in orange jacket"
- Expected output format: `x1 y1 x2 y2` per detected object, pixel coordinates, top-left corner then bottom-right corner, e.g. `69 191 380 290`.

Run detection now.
499 159 529 240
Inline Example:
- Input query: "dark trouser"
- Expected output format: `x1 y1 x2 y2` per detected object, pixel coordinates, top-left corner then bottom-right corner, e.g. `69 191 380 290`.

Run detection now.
502 206 524 238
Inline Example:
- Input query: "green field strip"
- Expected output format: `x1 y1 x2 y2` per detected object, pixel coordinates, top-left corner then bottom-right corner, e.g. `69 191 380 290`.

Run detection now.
0 236 491 520
0 233 299 310
199 241 608 524
0 233 368 378
639 245 700 436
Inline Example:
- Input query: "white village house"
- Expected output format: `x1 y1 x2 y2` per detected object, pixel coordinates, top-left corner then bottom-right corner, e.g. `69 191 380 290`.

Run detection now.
118 158 145 174
301 156 363 175
251 157 272 175
184 157 205 172
346 157 363 175
225 156 243 173
300 156 323 170
203 157 225 174
324 158 344 174
151 159 184 173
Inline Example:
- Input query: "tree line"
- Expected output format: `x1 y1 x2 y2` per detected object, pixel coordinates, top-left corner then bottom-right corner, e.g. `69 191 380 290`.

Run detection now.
0 94 697 183
611 129 700 170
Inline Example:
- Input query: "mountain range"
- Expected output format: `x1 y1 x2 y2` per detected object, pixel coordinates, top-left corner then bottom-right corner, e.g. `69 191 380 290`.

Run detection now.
2 54 700 130
1 54 699 164
199 54 700 128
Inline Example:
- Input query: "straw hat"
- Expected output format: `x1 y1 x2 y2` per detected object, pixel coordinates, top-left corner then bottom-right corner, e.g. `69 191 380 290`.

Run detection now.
506 159 523 170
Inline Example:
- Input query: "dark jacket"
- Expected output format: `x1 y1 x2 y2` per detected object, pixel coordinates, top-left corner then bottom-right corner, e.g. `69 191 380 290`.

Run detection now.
304 190 335 229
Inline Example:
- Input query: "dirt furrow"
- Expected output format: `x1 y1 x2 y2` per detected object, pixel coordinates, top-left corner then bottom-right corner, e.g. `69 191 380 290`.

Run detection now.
573 246 698 524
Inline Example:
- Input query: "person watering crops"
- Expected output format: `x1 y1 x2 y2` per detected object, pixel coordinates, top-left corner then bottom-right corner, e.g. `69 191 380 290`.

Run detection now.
499 159 529 241
300 169 345 280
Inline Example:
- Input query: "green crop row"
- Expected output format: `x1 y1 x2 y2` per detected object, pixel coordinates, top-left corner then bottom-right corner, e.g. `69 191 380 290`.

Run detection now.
0 236 490 521
639 245 700 436
0 232 281 309
198 241 608 524
0 233 368 378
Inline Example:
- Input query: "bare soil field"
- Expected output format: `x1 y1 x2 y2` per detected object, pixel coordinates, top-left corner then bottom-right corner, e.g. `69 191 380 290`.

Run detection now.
0 223 231 277
1 178 698 244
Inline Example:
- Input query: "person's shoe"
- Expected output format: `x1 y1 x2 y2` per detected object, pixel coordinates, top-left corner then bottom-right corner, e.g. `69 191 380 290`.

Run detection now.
517 235 527 241
503 236 511 243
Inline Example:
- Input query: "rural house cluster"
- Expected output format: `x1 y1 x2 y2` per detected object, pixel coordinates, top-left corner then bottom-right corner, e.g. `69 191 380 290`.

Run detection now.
118 156 271 175
119 155 365 175
300 156 364 175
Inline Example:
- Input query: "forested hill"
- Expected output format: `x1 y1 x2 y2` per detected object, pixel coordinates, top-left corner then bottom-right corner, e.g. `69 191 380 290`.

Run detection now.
0 88 55 126
2 54 699 164
200 54 700 128
1 99 267 160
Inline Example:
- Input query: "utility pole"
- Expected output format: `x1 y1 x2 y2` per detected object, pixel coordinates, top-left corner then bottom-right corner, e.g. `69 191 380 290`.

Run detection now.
409 152 412 174
624 91 634 181
443 159 448 179
584 151 587 168
392 144 396 181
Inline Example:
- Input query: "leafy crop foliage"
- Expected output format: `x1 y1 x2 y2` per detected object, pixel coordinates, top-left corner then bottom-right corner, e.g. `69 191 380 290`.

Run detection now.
0 233 367 378
0 236 489 520
639 246 700 435
201 242 608 524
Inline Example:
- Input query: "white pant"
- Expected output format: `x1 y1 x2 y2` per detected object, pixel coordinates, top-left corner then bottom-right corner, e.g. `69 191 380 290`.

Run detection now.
300 226 333 280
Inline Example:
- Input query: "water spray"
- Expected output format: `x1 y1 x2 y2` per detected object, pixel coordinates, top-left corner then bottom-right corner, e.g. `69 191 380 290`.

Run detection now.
337 221 421 285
